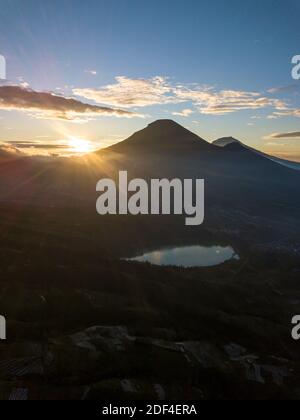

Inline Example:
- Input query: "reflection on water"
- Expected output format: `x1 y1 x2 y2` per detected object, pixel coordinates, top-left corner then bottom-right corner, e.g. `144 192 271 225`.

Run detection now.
128 245 239 268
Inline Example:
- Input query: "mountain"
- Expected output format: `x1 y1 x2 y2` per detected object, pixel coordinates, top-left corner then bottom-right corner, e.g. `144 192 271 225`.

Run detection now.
213 137 300 171
105 119 215 153
267 155 300 171
1 133 300 401
105 121 300 177
0 120 300 238
213 137 240 148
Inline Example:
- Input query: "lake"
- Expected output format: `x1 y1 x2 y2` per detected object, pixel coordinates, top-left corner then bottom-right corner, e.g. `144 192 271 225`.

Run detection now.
127 245 239 268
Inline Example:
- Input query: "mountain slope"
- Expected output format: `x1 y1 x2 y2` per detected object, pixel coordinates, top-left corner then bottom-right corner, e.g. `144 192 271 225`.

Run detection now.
213 137 240 148
0 121 300 230
213 137 300 171
105 119 216 153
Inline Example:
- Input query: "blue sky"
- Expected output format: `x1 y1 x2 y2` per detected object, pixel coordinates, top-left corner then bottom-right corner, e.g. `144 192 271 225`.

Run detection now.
0 0 300 159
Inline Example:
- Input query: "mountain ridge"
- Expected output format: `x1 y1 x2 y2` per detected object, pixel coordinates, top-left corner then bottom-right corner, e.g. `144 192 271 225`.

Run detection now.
213 136 300 171
104 119 216 153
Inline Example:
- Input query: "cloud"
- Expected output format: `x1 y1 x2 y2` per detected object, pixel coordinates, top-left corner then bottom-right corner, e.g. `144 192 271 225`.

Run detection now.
267 132 300 139
0 85 140 122
174 86 288 115
267 85 299 94
85 70 98 76
0 143 23 156
73 76 290 117
266 142 287 147
269 109 300 119
0 140 96 157
73 76 182 108
172 108 194 117
4 141 69 149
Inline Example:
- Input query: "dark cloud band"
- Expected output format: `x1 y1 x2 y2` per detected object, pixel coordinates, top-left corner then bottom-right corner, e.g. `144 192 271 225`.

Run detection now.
0 85 139 121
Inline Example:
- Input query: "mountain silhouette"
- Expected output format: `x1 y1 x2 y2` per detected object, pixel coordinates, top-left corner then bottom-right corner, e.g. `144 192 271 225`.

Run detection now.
106 119 215 153
0 120 300 234
213 136 300 171
100 121 298 183
213 137 240 148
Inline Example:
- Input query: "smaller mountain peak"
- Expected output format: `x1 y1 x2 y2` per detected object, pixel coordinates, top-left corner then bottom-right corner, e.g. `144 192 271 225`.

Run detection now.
213 137 240 147
223 142 245 151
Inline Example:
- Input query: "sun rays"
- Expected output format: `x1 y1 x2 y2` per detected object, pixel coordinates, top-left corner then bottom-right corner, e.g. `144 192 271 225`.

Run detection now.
68 137 93 154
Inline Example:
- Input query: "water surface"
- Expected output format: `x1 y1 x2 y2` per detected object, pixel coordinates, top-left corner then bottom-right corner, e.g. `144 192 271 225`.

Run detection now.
128 245 238 268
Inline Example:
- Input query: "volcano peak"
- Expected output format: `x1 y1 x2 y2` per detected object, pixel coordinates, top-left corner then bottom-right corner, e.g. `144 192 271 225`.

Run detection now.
106 120 214 153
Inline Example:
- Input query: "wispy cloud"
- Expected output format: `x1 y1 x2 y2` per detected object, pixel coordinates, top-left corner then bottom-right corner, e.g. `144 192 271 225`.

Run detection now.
0 85 140 122
174 86 288 115
4 140 69 149
267 85 299 94
266 142 287 147
267 132 300 140
73 76 182 107
172 108 194 117
85 70 98 76
74 76 290 116
268 109 300 119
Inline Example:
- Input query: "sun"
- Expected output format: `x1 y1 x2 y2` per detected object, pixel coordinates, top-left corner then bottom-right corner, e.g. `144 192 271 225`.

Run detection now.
68 137 92 154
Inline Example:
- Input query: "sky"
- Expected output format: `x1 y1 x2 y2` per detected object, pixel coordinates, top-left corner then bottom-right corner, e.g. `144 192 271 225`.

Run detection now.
0 0 300 159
